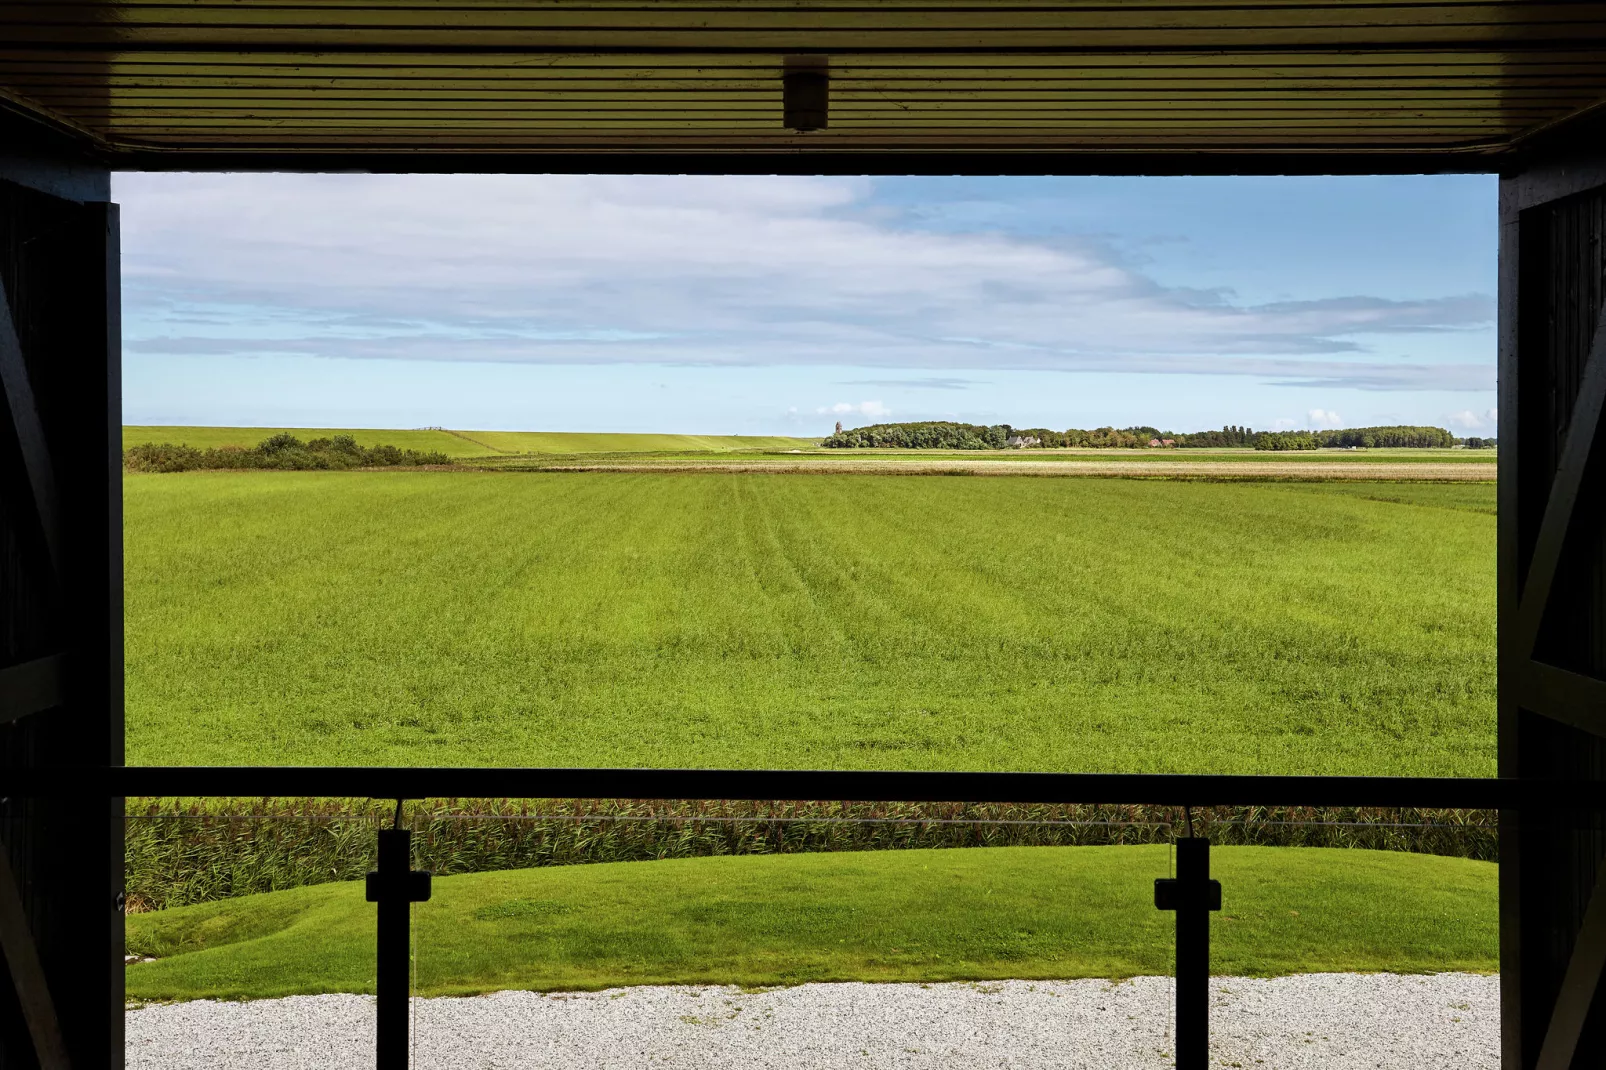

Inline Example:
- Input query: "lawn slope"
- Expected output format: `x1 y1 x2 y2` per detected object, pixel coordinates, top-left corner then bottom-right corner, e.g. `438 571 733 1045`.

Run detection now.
124 472 1494 774
124 846 1496 1001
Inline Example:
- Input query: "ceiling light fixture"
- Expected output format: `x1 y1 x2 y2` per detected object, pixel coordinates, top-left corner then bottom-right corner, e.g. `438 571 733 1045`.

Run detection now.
783 64 829 132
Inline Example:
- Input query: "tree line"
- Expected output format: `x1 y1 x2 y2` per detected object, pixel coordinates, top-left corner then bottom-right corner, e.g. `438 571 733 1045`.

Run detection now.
821 421 1493 451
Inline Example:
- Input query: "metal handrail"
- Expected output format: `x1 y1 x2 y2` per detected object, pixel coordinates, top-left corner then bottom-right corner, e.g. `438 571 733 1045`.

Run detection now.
31 766 1606 808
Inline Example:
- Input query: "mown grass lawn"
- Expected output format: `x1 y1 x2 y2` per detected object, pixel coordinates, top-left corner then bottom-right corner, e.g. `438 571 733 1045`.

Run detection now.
124 845 1496 1001
124 471 1493 773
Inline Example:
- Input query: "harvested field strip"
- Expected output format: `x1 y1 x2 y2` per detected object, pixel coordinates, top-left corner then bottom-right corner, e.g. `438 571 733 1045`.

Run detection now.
123 846 1497 1001
501 458 1494 480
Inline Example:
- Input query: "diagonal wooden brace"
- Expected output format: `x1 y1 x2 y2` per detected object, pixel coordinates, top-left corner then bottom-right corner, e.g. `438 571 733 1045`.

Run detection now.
1536 856 1606 1070
0 836 70 1069
0 274 62 578
1515 297 1606 664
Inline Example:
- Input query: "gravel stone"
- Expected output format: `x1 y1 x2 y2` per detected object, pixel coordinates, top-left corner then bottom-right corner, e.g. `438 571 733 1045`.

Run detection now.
126 973 1496 1070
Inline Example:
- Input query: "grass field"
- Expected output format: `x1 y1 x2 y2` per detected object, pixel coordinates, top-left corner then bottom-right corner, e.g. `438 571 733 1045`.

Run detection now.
124 845 1496 1000
123 426 820 457
124 470 1494 774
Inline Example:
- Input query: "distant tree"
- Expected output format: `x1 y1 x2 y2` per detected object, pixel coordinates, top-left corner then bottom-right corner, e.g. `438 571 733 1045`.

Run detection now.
1313 425 1455 448
822 421 1011 449
1253 431 1319 451
821 420 1461 452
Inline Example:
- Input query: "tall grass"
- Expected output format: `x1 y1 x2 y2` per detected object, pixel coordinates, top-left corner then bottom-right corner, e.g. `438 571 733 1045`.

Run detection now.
125 797 1495 911
124 473 1495 776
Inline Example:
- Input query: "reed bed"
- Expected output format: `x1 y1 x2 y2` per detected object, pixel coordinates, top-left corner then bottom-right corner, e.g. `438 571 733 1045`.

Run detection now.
124 797 1495 911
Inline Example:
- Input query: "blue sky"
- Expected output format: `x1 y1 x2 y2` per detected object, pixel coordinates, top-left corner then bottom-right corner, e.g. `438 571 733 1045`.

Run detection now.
116 172 1497 436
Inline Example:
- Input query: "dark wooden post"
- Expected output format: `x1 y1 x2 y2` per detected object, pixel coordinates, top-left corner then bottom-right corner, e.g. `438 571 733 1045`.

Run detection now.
1499 131 1606 1068
1155 837 1221 1070
0 152 122 1069
366 825 431 1070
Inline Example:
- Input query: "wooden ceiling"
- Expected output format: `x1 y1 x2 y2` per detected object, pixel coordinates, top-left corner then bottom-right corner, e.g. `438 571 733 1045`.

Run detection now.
1 1 1604 164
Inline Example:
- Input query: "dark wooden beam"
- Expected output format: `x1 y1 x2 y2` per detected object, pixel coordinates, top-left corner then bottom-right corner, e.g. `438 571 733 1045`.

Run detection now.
0 765 1596 810
1497 167 1526 1070
1506 104 1606 209
1514 661 1606 740
97 147 1510 178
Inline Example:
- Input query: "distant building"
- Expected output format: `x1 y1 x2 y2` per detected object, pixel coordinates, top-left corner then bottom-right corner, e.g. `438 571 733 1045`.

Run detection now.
1148 438 1162 447
1006 434 1041 448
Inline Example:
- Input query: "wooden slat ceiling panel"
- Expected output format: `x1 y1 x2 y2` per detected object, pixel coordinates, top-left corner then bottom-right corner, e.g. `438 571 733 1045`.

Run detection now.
0 2 1602 157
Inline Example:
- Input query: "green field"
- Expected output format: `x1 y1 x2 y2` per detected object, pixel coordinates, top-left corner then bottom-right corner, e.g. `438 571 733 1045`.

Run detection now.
124 845 1495 1000
123 426 820 457
125 470 1494 773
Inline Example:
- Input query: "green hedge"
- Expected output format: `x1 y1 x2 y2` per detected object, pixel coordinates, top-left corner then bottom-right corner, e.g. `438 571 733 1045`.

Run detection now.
125 433 450 472
125 797 1495 911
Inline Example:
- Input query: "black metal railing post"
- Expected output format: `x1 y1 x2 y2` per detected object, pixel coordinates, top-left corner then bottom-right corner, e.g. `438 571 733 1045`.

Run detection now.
1155 835 1221 1070
366 815 431 1070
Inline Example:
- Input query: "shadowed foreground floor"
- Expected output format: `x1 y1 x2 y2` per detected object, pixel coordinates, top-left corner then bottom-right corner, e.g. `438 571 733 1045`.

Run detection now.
126 973 1496 1070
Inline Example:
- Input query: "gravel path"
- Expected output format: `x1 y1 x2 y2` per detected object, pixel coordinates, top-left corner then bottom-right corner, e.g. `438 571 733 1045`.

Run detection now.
127 973 1495 1069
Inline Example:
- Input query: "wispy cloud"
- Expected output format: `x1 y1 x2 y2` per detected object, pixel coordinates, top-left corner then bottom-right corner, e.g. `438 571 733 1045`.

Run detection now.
1445 407 1499 430
840 377 982 390
819 401 891 418
117 174 1494 392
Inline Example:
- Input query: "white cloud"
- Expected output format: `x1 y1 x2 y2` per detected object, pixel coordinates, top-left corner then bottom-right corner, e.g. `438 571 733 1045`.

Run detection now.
1308 408 1344 428
1446 407 1499 430
819 401 891 418
115 174 1496 391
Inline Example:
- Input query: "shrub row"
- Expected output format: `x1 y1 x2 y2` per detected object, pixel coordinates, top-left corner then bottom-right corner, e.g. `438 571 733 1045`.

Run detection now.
124 433 451 472
125 796 1496 911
